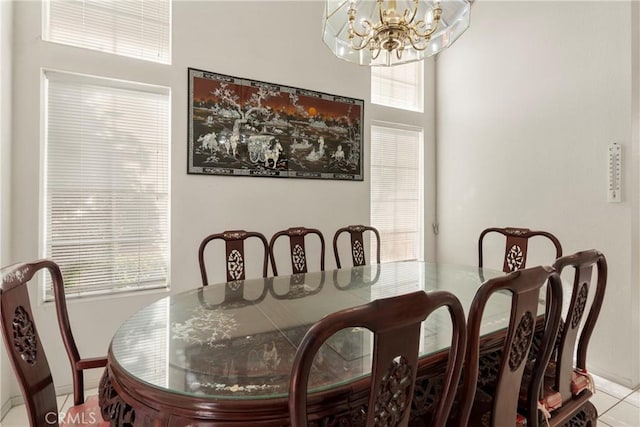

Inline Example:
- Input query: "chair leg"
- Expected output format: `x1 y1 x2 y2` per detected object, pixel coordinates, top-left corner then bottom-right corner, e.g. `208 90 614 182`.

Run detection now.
73 369 85 406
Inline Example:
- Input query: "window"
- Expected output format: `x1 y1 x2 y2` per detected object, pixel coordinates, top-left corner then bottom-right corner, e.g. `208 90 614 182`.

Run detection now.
370 123 424 262
43 0 171 64
371 61 424 112
43 70 170 299
370 61 426 263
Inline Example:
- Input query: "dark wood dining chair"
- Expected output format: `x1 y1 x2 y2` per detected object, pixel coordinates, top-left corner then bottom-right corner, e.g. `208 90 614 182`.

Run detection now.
478 227 563 272
0 259 108 426
289 290 467 427
525 249 606 426
332 224 381 268
269 227 325 276
198 230 269 285
456 265 563 427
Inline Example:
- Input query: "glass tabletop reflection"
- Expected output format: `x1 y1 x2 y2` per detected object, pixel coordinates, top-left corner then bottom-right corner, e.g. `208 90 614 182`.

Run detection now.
109 261 506 401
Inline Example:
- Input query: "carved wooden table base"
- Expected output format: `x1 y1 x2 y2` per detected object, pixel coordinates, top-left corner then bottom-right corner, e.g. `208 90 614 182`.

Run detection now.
99 362 597 427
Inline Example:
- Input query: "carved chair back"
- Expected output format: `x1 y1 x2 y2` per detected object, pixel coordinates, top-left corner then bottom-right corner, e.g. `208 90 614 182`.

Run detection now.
551 250 607 403
478 227 563 273
289 290 466 427
332 225 381 268
0 261 59 425
457 266 563 427
269 227 325 276
0 260 107 411
198 230 269 285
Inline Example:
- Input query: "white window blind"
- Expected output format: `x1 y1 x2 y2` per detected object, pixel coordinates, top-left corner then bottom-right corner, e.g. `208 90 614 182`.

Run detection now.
371 61 424 112
370 124 423 263
43 70 170 299
43 0 171 64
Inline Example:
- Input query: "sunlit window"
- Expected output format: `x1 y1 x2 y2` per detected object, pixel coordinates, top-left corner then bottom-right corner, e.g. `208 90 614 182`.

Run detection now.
371 61 424 112
43 0 171 64
43 70 170 299
370 123 424 262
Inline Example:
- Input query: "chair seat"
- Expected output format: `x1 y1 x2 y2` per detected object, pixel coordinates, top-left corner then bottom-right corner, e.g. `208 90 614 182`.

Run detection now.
517 364 595 425
517 380 563 423
570 369 594 396
467 388 528 427
63 395 109 427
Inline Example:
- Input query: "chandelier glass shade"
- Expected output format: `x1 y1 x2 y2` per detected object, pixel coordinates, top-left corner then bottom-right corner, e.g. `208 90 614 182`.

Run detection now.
322 0 471 66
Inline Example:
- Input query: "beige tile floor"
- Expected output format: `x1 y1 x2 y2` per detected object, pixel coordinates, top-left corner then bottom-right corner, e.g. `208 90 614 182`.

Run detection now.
0 377 639 426
592 375 640 427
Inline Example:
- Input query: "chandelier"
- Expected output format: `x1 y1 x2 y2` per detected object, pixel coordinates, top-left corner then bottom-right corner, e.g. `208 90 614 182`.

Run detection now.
322 0 472 66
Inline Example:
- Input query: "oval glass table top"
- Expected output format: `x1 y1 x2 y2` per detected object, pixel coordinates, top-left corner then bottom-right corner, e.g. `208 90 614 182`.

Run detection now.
110 261 509 401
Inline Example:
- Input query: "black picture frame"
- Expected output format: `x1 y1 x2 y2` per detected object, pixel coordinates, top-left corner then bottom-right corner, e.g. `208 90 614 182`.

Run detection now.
188 68 364 180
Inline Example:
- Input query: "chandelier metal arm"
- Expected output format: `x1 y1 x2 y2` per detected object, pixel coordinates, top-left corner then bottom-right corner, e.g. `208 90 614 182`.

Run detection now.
349 27 375 51
405 0 419 24
412 7 442 39
349 21 374 40
406 32 429 51
348 2 376 49
347 1 443 54
327 0 471 65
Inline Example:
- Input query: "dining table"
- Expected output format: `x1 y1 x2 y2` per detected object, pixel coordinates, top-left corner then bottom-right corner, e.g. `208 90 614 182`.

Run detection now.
98 261 514 426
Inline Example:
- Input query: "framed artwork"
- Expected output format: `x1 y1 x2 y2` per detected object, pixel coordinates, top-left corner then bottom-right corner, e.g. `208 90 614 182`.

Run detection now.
188 68 364 180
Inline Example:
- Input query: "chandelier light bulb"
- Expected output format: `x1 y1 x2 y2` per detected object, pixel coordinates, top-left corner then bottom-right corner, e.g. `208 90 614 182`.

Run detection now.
425 9 434 29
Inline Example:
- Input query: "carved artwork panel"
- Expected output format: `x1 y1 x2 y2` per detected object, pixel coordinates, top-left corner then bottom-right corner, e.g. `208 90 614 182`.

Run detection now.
506 245 524 271
227 249 245 280
2 267 28 285
352 240 365 265
99 371 136 427
373 356 412 426
223 231 247 240
12 306 38 365
508 311 534 371
571 283 589 329
292 244 307 273
410 373 445 421
188 68 364 180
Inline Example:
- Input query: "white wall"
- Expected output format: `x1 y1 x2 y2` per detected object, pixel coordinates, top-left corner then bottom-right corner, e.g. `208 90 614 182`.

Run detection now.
632 0 640 391
0 0 13 417
436 0 639 387
6 0 378 403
